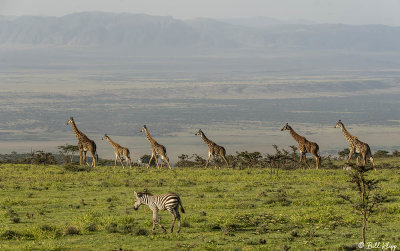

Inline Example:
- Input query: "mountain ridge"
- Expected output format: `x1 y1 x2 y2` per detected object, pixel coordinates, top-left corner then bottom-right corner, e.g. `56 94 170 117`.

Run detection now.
1 12 400 52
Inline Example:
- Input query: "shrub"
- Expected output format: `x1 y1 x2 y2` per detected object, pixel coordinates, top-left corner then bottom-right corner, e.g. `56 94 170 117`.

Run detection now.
63 164 90 172
133 228 149 236
63 226 80 236
85 223 97 232
1 230 34 240
118 224 135 234
11 217 21 223
105 223 118 233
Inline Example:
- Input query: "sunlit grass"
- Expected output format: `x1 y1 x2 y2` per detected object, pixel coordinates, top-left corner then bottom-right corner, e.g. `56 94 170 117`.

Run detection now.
0 159 399 250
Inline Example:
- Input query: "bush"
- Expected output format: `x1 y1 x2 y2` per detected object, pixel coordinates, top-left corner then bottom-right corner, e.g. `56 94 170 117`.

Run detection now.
63 226 80 236
22 151 57 165
63 164 91 172
175 154 206 167
105 223 118 233
373 150 390 158
85 223 97 232
133 228 149 236
1 230 34 240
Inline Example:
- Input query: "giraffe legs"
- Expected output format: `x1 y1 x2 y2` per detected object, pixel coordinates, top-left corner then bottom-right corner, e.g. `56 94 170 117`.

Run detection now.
370 157 376 170
79 149 83 165
314 155 320 169
299 151 304 169
89 150 96 167
126 155 132 168
117 154 125 168
160 155 172 169
221 154 229 168
153 152 160 169
213 155 219 169
83 151 90 166
205 152 212 168
147 153 155 168
346 148 354 163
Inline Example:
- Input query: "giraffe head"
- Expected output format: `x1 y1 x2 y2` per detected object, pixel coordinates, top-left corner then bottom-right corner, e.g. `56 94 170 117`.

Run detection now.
66 117 74 126
334 120 344 129
140 125 147 133
281 123 291 131
102 134 109 140
195 129 203 136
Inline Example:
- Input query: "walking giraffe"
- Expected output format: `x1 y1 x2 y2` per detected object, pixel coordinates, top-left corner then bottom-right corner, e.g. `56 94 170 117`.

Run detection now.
66 117 97 167
281 123 321 169
141 125 172 169
102 134 132 168
334 120 375 169
195 129 229 169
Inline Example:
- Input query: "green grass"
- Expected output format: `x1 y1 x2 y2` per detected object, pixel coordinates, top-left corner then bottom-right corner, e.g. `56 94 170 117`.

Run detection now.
0 159 400 250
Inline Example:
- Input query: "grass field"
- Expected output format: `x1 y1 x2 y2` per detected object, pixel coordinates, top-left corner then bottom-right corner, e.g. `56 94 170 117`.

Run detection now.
0 160 400 250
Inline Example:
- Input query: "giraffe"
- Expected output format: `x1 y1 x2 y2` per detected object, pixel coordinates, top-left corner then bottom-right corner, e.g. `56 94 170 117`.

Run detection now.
281 123 321 169
66 117 97 167
195 129 229 169
334 120 375 169
141 125 172 169
102 134 132 168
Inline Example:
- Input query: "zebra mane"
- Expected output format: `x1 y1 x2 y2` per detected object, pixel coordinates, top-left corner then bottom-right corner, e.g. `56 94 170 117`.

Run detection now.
137 192 153 197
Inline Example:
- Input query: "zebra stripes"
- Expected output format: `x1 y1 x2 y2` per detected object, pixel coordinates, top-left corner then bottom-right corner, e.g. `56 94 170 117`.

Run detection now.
133 191 185 233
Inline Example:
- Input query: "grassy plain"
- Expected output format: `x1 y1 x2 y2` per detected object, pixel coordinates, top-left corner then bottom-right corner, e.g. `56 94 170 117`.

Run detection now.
0 159 399 250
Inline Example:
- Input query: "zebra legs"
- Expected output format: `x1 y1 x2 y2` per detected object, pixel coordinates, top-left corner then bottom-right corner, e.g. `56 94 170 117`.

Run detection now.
152 209 166 233
169 209 181 233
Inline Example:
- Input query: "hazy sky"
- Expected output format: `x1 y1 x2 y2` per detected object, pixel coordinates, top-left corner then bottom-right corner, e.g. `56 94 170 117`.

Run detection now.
1 0 399 26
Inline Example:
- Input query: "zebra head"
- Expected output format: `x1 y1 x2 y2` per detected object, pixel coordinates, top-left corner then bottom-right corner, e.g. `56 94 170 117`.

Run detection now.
133 191 143 210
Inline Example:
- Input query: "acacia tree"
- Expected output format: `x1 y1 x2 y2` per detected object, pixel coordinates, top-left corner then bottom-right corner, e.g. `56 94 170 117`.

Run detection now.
58 144 79 163
339 165 386 245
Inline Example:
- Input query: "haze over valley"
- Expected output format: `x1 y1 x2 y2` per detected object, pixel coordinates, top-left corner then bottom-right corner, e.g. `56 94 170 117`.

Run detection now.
1 12 400 162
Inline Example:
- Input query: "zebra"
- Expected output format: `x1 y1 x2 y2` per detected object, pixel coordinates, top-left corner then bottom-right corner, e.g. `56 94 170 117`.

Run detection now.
133 191 185 233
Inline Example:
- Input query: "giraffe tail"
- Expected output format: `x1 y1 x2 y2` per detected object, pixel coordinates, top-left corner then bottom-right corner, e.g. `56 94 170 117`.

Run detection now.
96 153 99 162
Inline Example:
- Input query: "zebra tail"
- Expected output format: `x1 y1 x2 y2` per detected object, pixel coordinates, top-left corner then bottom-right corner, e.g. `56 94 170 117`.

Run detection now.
179 199 185 213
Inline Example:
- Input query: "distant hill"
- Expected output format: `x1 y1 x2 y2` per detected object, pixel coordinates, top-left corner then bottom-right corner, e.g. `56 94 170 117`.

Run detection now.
1 12 400 52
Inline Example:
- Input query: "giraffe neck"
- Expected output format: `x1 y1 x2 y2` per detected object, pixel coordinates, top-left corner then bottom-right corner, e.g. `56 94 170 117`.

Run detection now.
201 132 214 147
340 124 355 143
105 137 119 149
144 128 156 145
288 127 305 144
71 120 85 140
